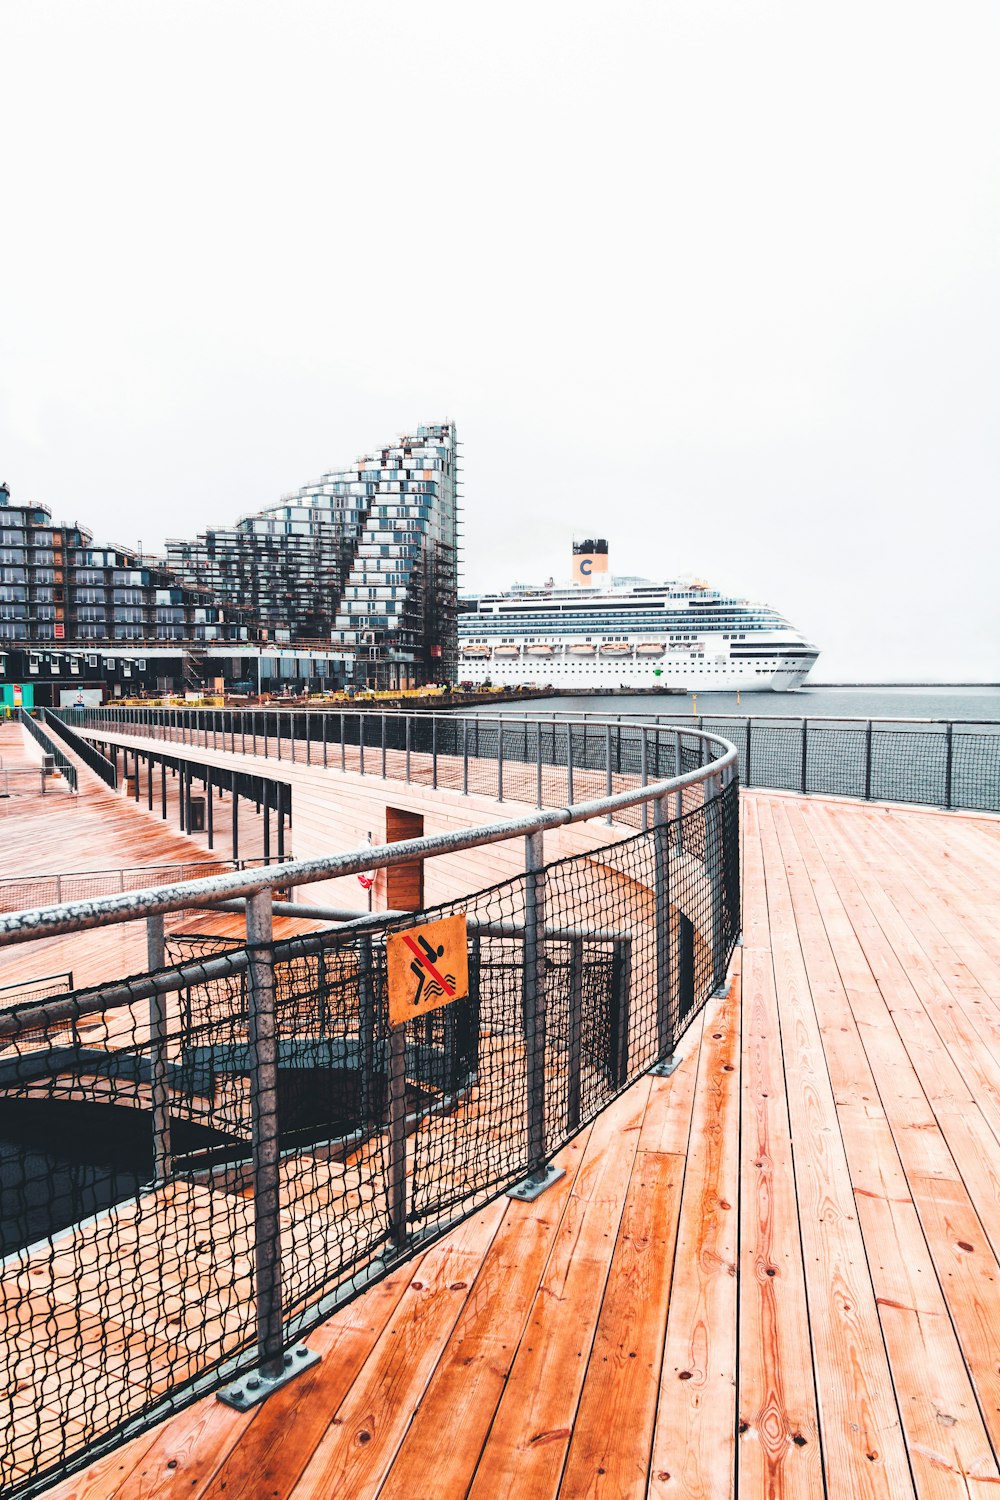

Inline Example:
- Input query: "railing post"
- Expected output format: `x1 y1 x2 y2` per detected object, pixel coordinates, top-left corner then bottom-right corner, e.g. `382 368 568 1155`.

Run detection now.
864 720 873 800
605 723 613 825
800 719 808 794
358 713 365 776
146 914 172 1185
651 793 675 1071
704 771 727 990
497 719 504 803
322 713 328 769
340 712 346 773
537 722 543 809
745 716 752 787
388 1019 407 1250
567 936 583 1132
381 713 387 779
432 715 438 790
219 891 320 1408
246 889 283 1376
462 717 469 795
566 723 574 805
306 713 312 766
358 935 376 1128
640 728 649 830
508 829 562 1200
405 716 412 783
674 731 683 838
945 722 954 810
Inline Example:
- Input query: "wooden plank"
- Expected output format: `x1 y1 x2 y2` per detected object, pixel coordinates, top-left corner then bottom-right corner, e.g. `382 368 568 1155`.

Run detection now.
772 798 1000 1481
647 976 741 1500
280 1200 509 1499
736 810 823 1498
465 1081 652 1499
376 1129 594 1500
756 798 915 1499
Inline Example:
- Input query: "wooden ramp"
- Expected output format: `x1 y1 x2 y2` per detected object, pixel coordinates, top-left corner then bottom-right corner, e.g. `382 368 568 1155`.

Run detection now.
37 788 1000 1499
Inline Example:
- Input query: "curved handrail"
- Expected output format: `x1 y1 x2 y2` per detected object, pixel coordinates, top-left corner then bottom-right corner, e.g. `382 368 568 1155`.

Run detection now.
0 729 737 949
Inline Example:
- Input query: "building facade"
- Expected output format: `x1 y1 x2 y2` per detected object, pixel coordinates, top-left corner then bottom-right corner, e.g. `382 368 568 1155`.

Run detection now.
0 421 460 703
166 422 460 689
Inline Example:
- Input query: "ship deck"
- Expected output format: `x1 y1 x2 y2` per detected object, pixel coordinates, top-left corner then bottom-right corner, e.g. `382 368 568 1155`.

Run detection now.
31 780 1000 1500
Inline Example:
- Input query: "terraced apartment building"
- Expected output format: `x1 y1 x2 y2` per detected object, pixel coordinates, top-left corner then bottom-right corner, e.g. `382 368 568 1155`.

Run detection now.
0 422 460 704
166 422 461 691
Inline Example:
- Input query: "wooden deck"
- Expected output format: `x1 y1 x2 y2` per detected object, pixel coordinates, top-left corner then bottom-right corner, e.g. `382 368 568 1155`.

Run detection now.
0 722 315 992
33 787 1000 1499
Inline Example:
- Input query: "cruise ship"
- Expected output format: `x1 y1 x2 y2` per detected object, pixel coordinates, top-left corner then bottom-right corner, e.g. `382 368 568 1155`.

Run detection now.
458 539 819 692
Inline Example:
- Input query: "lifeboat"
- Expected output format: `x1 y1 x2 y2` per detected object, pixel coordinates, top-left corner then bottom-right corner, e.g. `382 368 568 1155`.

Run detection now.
525 643 557 656
599 642 632 656
460 644 491 658
493 644 521 658
568 642 596 656
636 642 665 656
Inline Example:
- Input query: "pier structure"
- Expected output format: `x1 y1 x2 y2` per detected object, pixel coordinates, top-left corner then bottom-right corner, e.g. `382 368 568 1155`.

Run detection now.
0 708 998 1499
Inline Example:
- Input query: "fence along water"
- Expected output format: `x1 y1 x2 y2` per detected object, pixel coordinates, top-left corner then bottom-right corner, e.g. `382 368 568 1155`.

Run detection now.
53 703 1000 813
0 729 738 1499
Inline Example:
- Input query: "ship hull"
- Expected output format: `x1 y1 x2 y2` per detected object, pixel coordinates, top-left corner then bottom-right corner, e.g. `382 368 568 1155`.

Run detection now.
458 653 818 692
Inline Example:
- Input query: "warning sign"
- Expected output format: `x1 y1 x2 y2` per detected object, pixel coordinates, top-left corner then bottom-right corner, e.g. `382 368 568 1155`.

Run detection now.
386 914 469 1028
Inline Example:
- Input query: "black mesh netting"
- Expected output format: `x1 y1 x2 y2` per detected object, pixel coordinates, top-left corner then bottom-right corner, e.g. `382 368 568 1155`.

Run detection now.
0 777 738 1498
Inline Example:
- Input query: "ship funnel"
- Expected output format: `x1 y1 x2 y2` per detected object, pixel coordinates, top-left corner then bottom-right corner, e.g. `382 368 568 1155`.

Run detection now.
572 536 608 588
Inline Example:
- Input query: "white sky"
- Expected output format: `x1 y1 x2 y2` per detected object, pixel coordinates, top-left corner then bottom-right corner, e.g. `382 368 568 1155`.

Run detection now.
3 0 998 682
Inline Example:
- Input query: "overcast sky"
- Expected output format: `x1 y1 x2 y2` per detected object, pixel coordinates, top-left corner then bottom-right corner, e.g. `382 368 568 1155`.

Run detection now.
4 0 998 682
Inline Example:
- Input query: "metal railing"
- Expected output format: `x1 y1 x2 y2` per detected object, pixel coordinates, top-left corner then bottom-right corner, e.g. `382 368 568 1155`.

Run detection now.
0 726 738 1499
0 856 291 916
40 709 117 788
466 709 1000 814
55 705 727 828
16 710 78 793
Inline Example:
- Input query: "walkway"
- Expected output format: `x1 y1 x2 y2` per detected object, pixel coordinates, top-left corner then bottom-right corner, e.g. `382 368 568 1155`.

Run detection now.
38 788 1000 1499
0 723 312 993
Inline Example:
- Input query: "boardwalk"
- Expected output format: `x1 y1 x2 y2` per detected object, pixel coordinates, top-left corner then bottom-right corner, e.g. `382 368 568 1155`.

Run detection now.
35 787 1000 1499
0 721 314 992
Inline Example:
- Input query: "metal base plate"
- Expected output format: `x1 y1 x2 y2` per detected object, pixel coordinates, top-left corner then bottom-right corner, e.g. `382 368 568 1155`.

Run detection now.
507 1164 566 1201
217 1343 321 1410
649 1055 682 1076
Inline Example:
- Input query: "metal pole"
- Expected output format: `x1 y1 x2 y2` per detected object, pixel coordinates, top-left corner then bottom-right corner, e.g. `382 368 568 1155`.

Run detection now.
654 793 673 1064
945 722 954 810
566 722 574 806
322 713 328 769
432 715 438 790
232 770 239 861
146 914 171 1185
358 935 376 1128
306 713 312 766
537 722 543 809
340 713 346 773
744 716 752 787
508 827 562 1200
497 718 504 803
245 889 285 1380
358 714 365 776
800 719 808 794
161 760 167 820
605 723 613 825
462 717 469 795
567 937 583 1132
640 728 648 830
864 720 873 801
381 713 387 779
388 1024 407 1249
262 782 271 863
405 716 411 783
